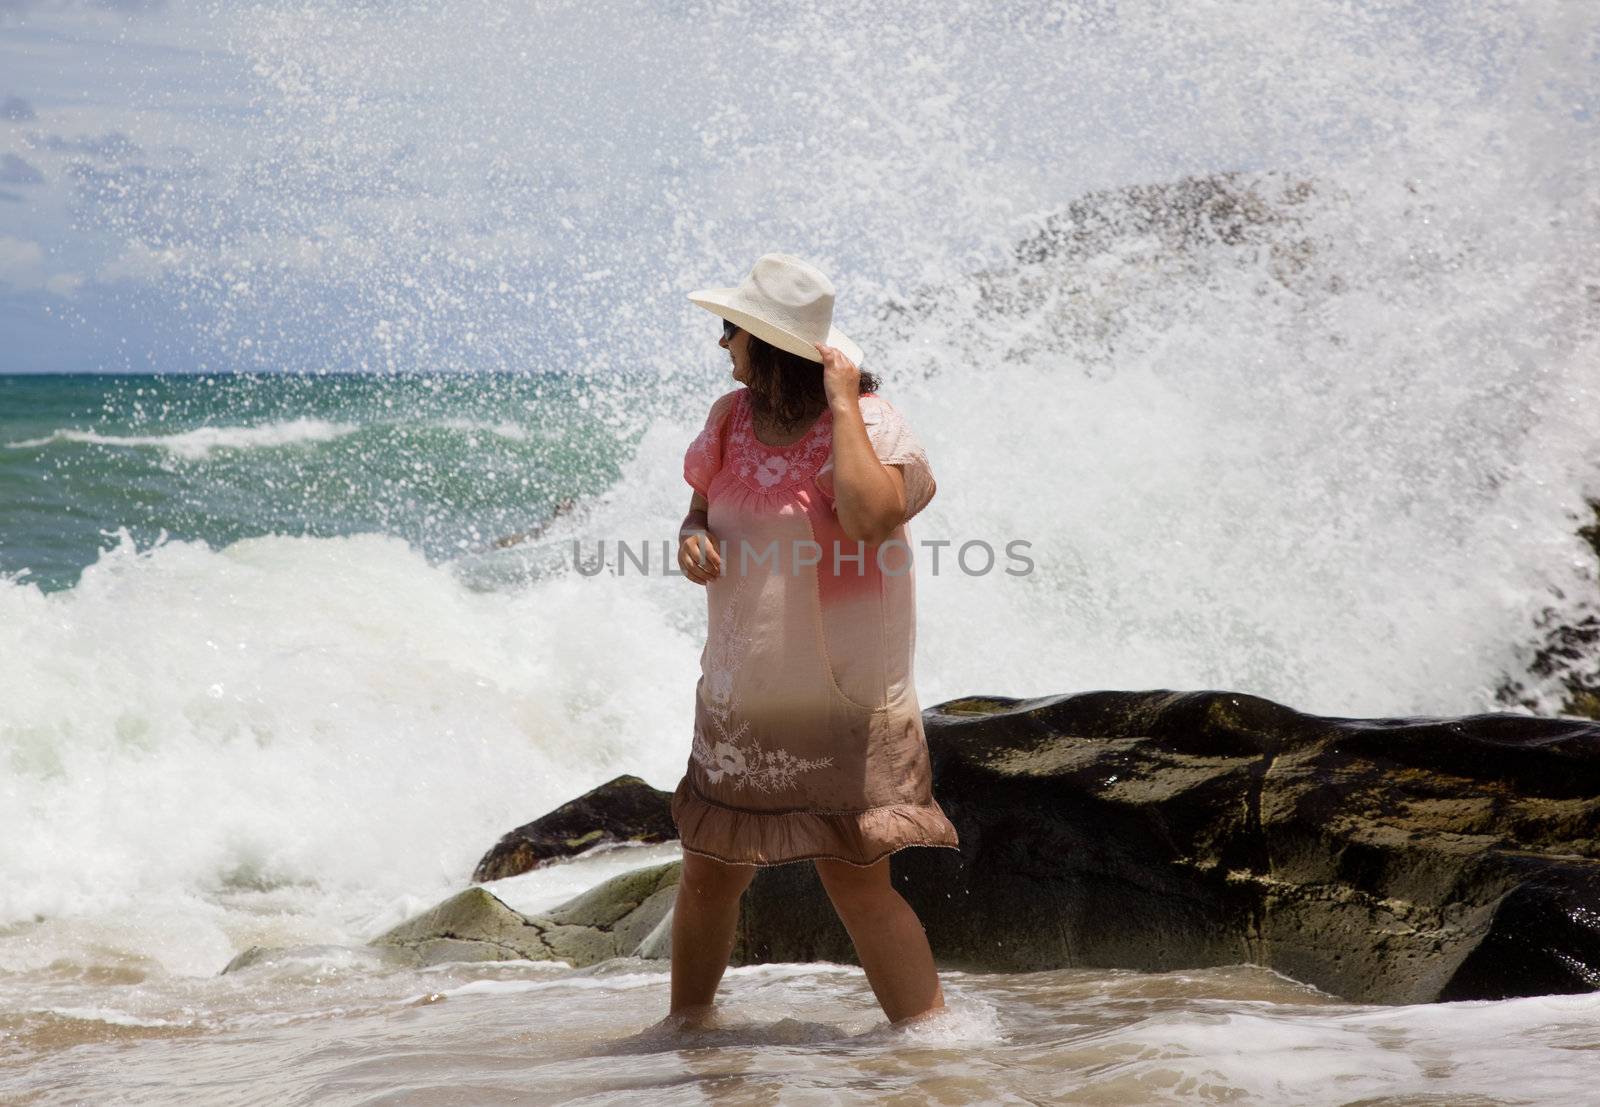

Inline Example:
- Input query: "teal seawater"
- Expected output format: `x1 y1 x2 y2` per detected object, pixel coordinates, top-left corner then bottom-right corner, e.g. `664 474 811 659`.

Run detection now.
0 372 628 592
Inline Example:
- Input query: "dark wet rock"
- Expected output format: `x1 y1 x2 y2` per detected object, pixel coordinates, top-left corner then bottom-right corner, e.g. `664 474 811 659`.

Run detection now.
472 774 676 882
372 860 681 968
731 689 1600 1005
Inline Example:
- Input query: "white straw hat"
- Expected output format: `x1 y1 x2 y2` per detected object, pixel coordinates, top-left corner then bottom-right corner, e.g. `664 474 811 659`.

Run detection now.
688 253 863 366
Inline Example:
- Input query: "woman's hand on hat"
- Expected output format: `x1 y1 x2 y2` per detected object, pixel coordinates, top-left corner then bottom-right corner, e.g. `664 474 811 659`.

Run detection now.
813 341 860 408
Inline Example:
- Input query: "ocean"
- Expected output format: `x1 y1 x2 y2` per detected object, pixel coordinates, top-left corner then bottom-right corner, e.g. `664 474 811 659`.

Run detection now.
3 0 1599 1102
0 371 625 593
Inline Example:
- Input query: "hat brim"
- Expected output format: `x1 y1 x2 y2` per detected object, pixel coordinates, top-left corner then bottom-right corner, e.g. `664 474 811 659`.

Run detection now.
688 287 864 367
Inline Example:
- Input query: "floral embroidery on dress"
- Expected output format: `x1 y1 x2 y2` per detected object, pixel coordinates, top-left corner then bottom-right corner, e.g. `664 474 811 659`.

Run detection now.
691 572 836 794
724 390 833 494
752 454 789 488
685 427 718 477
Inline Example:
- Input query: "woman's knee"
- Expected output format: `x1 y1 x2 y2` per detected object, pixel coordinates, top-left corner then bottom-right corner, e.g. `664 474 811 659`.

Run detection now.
680 850 757 902
814 857 891 906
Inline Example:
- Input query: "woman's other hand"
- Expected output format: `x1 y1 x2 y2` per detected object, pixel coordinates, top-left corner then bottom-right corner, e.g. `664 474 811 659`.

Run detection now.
680 499 723 584
679 530 722 584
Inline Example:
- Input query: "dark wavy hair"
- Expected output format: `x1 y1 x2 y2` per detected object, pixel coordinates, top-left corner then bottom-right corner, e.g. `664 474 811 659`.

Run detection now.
743 332 881 432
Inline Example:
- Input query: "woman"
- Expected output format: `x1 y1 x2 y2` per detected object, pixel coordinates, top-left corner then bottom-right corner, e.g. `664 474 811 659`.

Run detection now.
665 253 960 1030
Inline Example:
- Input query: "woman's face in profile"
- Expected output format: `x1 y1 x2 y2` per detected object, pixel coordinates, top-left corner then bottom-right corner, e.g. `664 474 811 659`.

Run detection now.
720 325 751 385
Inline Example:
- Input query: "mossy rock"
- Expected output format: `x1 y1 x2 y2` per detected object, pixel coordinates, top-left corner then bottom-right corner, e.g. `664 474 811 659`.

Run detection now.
372 860 682 969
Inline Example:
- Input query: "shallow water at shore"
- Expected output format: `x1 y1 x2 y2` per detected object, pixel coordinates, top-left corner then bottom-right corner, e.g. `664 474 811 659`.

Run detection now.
11 960 1600 1105
3 843 1597 1106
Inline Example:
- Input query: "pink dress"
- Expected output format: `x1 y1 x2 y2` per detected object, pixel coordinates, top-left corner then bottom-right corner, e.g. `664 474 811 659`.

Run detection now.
669 386 961 867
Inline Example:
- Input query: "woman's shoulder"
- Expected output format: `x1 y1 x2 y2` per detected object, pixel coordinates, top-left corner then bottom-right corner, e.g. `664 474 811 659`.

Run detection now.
698 387 745 430
684 389 746 496
854 391 906 429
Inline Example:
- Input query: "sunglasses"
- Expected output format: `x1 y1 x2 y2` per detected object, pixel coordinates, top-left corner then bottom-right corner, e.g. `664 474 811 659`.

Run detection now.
721 318 741 342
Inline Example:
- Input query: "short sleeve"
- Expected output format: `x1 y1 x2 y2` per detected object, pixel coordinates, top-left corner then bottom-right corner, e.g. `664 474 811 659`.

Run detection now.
863 395 937 524
819 393 934 524
684 389 740 498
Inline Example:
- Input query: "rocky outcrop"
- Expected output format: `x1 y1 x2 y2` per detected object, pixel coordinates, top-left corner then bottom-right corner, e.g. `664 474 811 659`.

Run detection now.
229 687 1600 1003
472 774 676 882
732 690 1600 1005
220 861 681 974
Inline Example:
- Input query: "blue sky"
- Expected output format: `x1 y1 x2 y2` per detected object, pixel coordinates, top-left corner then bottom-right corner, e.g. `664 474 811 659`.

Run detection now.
1 1 261 371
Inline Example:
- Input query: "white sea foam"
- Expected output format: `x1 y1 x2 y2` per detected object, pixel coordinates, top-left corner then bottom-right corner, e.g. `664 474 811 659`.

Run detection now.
0 527 701 954
37 1007 190 1029
430 417 532 442
1087 990 1600 1102
478 840 684 918
405 971 666 1005
4 418 359 459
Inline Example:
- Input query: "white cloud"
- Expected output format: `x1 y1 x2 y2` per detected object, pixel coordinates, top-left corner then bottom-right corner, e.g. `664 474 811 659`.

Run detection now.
0 234 44 275
96 235 331 285
0 234 83 296
45 270 83 295
95 238 188 282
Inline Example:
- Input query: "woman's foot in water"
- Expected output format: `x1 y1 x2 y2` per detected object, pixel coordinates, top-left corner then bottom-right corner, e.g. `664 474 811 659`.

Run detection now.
653 1003 721 1032
887 1002 948 1030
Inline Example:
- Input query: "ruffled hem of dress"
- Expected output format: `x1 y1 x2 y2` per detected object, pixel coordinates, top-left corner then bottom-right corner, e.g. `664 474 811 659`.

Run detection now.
670 776 961 868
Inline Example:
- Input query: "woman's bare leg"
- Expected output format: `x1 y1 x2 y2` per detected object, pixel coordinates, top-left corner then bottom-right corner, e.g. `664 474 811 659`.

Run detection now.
814 856 945 1024
668 849 757 1019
